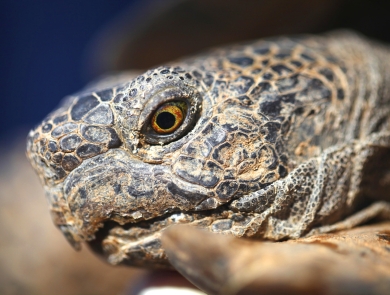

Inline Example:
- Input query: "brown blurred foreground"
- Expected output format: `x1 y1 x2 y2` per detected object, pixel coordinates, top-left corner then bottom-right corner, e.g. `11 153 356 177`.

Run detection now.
162 223 390 295
0 134 145 295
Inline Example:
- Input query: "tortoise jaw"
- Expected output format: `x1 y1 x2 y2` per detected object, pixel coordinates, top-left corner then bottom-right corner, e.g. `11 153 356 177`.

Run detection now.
86 205 237 267
61 148 215 241
86 213 193 268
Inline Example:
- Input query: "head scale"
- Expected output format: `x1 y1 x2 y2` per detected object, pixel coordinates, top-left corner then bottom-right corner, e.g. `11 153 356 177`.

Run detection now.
27 34 343 266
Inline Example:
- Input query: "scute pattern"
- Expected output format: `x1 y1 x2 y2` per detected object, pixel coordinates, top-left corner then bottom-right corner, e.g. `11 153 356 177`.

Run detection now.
27 31 390 268
27 88 124 188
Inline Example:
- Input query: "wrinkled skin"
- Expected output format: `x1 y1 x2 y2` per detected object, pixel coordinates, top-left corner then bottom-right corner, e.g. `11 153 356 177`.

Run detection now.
27 31 390 268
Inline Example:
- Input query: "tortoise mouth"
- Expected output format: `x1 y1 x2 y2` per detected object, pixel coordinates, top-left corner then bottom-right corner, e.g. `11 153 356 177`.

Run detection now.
87 204 239 268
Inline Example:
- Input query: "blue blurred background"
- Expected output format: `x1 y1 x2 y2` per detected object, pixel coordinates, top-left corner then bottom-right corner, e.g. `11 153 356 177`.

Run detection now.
2 0 390 143
1 1 138 141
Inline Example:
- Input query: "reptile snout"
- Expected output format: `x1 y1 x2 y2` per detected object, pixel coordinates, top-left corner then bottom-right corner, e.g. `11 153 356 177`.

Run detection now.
62 147 215 239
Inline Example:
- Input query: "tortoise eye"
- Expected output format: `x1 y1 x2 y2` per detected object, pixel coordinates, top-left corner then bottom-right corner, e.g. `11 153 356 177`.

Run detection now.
151 102 187 134
140 85 202 145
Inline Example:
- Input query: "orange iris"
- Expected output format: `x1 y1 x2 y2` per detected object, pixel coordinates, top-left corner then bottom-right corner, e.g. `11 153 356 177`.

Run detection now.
151 102 187 134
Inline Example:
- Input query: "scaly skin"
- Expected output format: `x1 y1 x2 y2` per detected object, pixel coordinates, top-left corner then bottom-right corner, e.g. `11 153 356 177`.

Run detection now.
27 31 390 268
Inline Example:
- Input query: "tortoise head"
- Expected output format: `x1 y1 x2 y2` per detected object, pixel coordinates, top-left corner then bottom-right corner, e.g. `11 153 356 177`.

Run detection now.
27 34 340 266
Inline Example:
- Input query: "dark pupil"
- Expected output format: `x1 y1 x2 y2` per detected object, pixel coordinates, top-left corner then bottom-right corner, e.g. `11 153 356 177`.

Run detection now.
156 112 176 129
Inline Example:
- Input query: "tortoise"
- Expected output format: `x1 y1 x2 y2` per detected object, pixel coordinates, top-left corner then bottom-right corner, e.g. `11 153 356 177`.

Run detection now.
26 0 390 294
